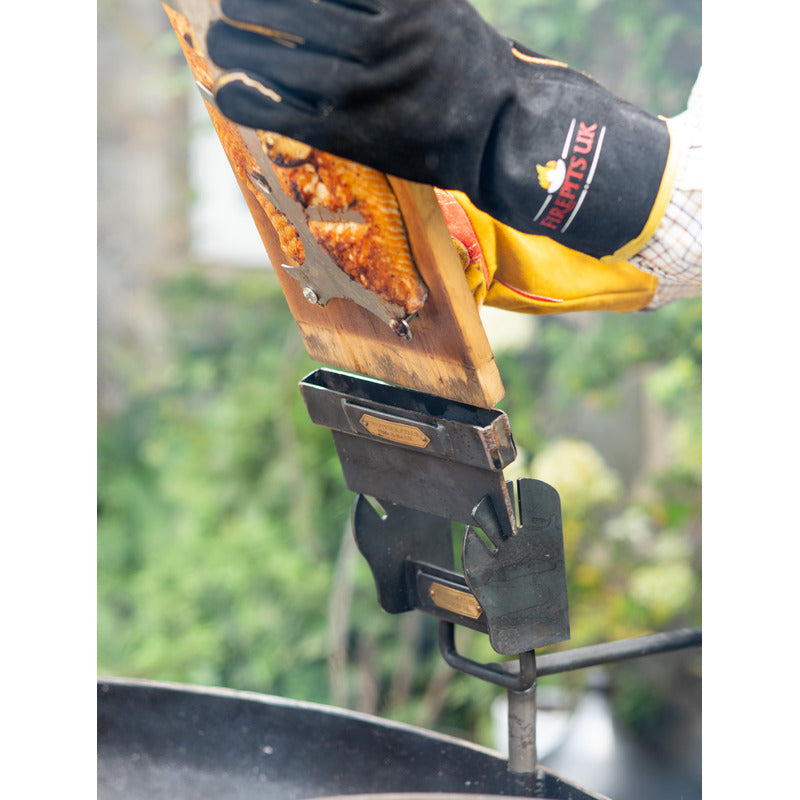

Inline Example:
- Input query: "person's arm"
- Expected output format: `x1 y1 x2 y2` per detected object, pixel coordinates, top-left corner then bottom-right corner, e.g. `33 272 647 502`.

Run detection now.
435 71 702 315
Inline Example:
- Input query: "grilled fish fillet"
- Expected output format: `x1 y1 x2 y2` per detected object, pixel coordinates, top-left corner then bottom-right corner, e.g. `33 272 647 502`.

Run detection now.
259 132 427 315
165 5 427 318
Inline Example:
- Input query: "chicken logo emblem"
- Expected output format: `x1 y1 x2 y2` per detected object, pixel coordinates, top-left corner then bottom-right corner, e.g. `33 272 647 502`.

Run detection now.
534 119 606 233
536 159 567 193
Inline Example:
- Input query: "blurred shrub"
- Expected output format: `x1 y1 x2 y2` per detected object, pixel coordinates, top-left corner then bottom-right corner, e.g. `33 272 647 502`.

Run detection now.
471 0 701 115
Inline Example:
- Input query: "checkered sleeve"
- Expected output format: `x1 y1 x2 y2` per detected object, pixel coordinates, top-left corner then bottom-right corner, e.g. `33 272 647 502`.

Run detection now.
629 69 702 310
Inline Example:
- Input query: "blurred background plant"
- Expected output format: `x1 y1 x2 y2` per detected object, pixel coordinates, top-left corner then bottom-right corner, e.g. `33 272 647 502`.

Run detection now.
98 0 701 788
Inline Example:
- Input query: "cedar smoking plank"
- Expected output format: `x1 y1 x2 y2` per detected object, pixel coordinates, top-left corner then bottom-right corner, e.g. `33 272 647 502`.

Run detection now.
163 1 504 408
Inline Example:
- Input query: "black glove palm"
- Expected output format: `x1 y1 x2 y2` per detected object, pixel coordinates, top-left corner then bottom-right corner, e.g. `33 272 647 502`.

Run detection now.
207 0 671 259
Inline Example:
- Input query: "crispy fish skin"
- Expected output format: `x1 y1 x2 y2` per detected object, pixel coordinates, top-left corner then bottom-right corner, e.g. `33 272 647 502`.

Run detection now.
259 132 428 317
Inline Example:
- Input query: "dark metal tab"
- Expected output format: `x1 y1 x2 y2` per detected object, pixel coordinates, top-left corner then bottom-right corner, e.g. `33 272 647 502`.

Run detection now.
463 479 570 655
352 495 456 614
352 493 490 633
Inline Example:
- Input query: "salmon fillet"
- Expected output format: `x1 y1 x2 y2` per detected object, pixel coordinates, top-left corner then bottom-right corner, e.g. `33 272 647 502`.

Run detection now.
259 132 428 315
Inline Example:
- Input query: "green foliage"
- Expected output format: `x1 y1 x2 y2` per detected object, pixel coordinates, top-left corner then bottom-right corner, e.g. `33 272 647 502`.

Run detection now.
472 0 702 115
98 272 346 696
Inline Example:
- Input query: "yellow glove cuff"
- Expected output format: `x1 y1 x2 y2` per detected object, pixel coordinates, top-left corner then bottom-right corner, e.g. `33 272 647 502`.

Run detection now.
436 189 658 315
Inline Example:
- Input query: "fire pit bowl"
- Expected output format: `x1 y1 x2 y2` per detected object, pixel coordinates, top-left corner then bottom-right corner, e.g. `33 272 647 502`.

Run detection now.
98 678 607 799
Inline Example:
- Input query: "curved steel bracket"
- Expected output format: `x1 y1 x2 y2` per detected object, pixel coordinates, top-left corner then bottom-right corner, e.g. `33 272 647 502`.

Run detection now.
438 620 536 693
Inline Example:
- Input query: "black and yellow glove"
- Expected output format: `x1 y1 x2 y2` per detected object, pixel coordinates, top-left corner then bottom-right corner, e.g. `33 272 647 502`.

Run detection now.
207 0 678 260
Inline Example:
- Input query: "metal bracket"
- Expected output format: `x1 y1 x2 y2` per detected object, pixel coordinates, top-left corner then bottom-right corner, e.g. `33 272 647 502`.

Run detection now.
351 482 571 657
438 620 536 693
534 626 702 677
463 479 570 654
300 368 518 535
440 620 702 777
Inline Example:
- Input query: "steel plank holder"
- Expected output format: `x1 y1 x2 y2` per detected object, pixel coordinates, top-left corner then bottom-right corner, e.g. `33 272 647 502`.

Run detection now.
300 368 519 537
300 366 701 791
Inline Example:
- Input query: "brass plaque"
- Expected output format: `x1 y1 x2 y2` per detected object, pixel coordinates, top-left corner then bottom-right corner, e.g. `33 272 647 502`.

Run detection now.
429 582 483 620
359 413 431 448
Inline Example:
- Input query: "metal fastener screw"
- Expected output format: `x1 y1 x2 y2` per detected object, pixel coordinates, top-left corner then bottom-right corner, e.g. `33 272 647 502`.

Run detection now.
303 286 320 305
390 318 412 340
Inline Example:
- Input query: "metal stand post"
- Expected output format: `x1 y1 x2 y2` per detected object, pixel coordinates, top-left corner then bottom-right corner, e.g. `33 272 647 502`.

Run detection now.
508 677 538 774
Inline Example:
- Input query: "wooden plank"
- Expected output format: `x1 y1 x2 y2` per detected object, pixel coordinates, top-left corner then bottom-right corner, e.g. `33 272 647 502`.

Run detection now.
163 1 504 408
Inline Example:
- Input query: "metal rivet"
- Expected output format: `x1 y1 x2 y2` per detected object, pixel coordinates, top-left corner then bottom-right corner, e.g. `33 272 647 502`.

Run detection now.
248 170 273 197
302 286 320 305
390 318 412 340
